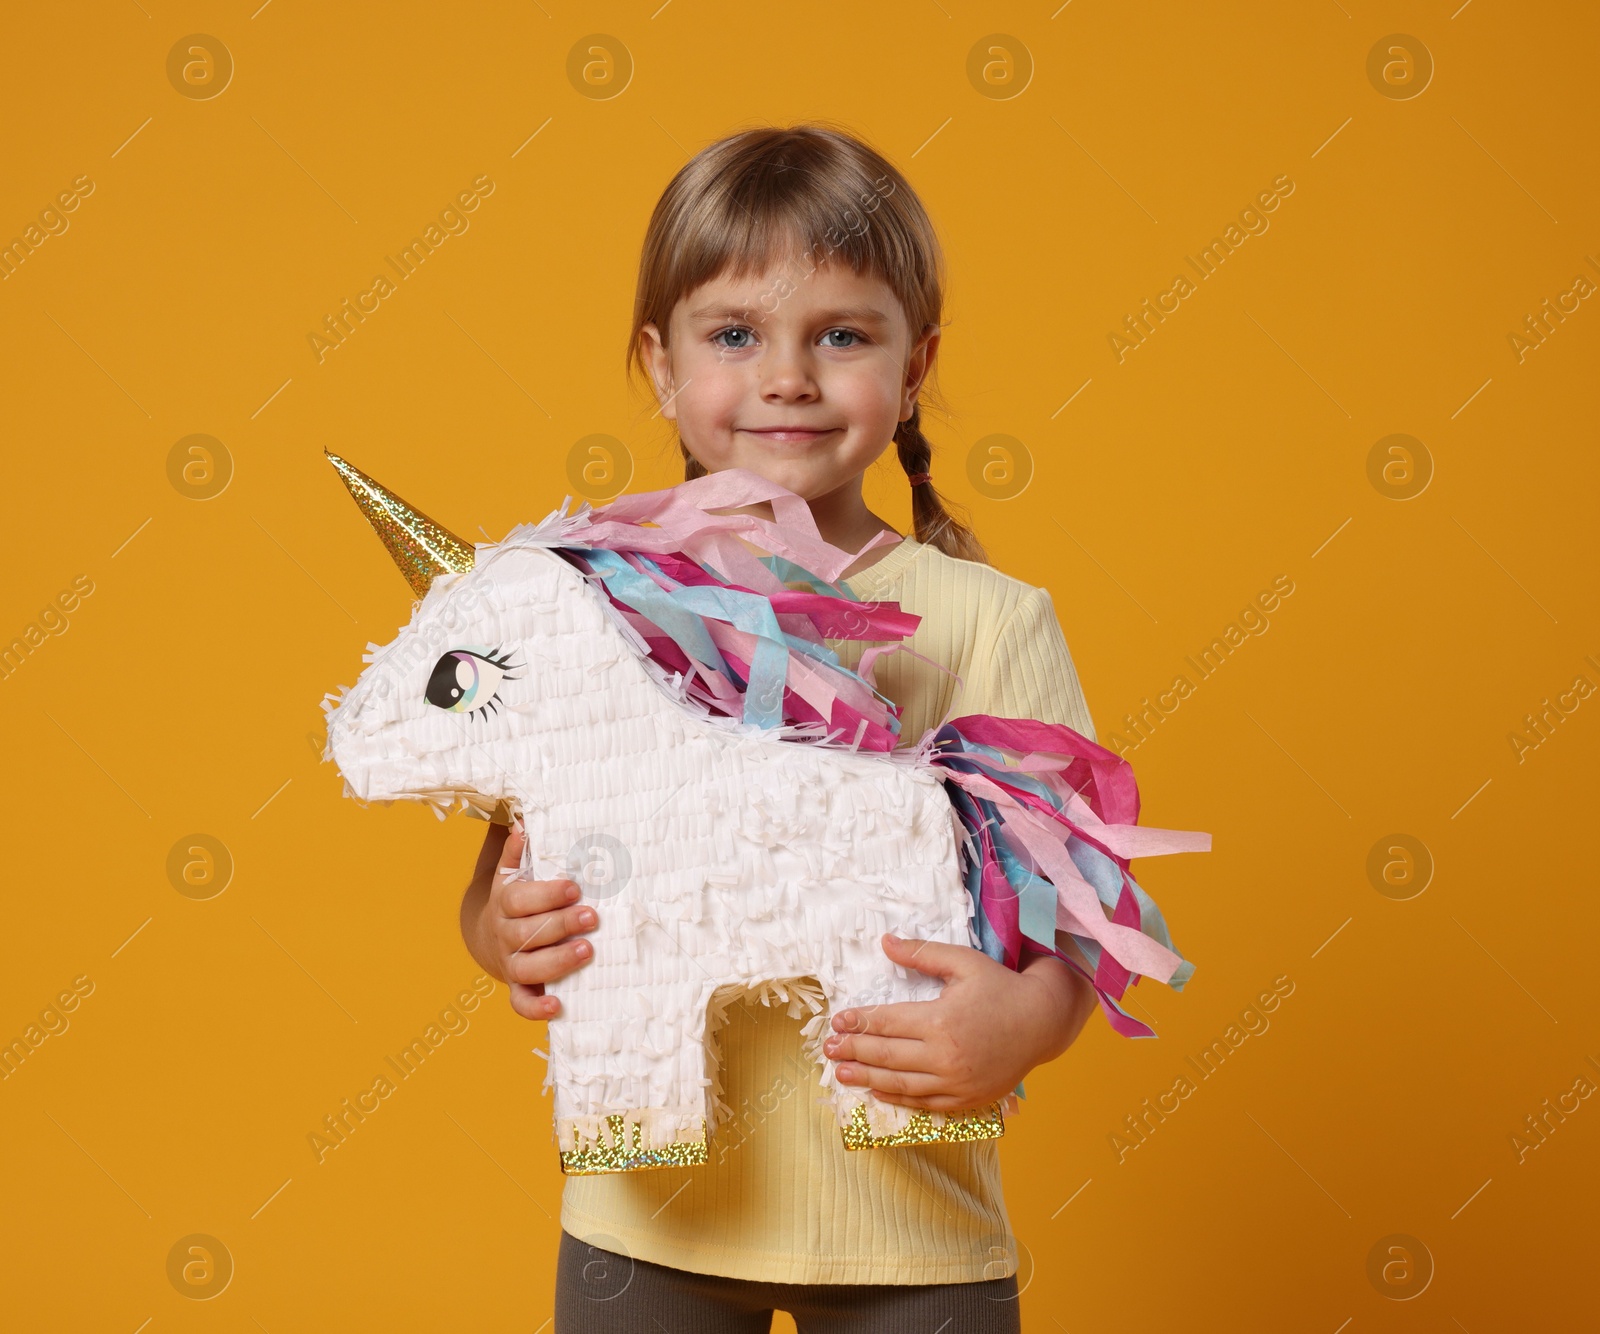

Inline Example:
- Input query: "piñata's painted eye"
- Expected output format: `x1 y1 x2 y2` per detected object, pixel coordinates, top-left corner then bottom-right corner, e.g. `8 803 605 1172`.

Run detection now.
426 648 519 716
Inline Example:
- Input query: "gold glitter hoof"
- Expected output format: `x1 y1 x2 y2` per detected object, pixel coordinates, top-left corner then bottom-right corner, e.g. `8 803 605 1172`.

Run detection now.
840 1100 1006 1150
558 1115 709 1175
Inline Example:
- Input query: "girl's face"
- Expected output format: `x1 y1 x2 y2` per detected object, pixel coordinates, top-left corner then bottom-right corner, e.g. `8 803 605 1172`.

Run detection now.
640 256 938 503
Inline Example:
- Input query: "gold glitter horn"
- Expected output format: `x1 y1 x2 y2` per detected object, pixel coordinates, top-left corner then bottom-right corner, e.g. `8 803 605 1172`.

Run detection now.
324 448 476 597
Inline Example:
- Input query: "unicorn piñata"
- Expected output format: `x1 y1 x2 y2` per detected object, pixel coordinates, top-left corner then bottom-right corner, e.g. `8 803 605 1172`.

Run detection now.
320 451 1209 1175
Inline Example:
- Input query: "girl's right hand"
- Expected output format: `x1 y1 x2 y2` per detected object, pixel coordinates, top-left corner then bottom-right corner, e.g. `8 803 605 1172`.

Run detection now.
488 823 598 1021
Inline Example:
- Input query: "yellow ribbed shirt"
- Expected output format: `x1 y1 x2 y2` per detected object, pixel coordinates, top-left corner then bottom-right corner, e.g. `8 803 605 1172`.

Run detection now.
559 536 1098 1284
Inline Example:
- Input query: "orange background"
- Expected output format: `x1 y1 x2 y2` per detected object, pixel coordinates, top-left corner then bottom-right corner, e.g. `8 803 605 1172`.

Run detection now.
2 2 1596 1329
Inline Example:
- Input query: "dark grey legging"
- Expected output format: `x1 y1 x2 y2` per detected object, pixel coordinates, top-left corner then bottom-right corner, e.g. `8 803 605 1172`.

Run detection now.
555 1229 1022 1333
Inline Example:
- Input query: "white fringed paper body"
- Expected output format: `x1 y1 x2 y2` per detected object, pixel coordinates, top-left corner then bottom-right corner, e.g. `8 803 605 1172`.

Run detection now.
327 540 995 1169
319 455 1208 1174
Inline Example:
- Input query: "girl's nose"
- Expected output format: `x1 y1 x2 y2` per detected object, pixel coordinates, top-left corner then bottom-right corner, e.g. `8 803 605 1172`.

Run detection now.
760 344 819 401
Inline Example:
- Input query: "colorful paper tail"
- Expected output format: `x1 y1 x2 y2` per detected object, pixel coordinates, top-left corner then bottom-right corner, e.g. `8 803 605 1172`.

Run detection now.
928 715 1210 1039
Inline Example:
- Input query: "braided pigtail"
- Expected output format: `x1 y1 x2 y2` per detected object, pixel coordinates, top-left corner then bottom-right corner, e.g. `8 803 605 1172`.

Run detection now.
895 405 987 564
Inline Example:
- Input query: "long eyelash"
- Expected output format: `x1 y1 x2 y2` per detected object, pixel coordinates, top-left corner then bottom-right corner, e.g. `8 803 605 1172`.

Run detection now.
467 693 505 725
485 644 522 679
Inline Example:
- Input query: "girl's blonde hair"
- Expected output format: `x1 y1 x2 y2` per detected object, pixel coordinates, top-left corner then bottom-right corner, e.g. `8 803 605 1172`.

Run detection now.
627 121 987 564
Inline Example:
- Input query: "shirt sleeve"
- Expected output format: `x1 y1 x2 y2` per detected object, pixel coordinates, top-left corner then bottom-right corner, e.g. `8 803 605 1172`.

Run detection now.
964 586 1097 742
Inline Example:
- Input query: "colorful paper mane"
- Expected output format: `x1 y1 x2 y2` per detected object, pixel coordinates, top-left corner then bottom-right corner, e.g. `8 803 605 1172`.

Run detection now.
321 453 1206 1173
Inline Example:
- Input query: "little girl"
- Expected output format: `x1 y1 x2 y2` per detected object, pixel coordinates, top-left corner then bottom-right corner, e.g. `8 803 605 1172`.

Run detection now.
459 123 1103 1332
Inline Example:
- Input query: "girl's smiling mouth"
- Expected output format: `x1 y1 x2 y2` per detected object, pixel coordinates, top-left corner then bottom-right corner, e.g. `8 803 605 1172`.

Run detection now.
739 427 841 443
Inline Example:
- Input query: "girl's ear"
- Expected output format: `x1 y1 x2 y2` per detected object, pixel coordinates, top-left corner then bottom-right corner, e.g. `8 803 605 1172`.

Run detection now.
639 321 678 420
901 323 940 420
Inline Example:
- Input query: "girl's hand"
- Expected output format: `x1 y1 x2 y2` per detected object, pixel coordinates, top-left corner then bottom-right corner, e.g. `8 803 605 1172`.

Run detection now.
476 823 599 1022
820 933 1094 1112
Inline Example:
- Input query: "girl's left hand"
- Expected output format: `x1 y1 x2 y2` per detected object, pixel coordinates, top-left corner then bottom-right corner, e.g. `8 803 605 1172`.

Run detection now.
821 932 1091 1112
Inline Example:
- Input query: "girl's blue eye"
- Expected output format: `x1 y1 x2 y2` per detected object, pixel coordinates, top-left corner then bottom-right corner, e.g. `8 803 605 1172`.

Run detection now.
712 327 866 350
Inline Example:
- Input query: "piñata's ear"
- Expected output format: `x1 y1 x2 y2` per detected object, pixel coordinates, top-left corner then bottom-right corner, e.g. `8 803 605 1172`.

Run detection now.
324 448 475 597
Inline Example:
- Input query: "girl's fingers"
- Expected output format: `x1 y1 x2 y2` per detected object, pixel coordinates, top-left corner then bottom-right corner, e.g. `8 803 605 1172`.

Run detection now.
823 1031 925 1070
509 981 561 1021
859 1089 979 1112
833 1061 944 1098
829 999 934 1040
880 933 971 982
503 877 580 919
497 823 525 871
504 936 594 986
502 905 596 954
833 1062 995 1113
505 912 565 952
